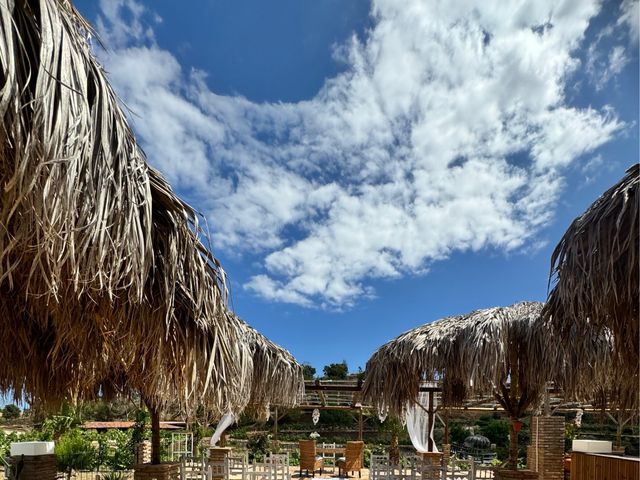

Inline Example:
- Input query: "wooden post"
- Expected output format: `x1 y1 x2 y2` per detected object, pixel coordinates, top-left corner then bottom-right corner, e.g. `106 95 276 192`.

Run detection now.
151 406 161 465
444 408 449 444
508 418 520 471
508 340 520 470
358 407 363 440
273 406 280 452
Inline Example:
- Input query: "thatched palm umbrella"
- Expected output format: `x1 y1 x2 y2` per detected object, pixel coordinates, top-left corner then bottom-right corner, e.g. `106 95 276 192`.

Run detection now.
0 0 261 463
232 314 305 412
544 164 639 388
363 302 559 469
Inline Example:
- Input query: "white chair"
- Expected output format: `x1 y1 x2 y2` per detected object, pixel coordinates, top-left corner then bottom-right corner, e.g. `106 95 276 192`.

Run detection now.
267 453 290 480
207 458 228 480
409 454 423 480
321 442 337 473
409 454 444 480
370 454 391 480
181 457 208 479
246 461 273 480
228 452 249 480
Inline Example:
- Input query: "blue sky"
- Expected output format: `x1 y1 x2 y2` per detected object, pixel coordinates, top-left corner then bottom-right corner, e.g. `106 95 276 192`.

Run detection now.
75 0 638 374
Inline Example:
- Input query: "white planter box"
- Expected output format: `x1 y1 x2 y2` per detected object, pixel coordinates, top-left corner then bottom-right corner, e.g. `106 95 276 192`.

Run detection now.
572 439 612 453
10 441 55 456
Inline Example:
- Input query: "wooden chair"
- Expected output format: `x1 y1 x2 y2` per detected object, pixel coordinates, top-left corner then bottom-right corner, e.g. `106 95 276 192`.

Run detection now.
337 441 364 478
299 440 323 477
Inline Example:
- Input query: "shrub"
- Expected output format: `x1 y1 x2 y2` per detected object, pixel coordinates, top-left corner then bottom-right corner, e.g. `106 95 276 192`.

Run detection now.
100 430 134 471
101 472 127 480
55 429 98 479
246 432 271 462
478 417 509 448
2 405 20 421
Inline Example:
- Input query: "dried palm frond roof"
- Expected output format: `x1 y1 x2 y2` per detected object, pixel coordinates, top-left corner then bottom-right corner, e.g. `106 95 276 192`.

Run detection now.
544 164 639 377
232 314 305 412
364 301 634 415
0 0 252 417
363 302 560 417
552 322 637 411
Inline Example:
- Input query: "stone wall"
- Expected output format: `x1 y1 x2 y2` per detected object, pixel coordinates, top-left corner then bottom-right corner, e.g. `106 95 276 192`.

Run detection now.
136 440 152 465
8 454 57 480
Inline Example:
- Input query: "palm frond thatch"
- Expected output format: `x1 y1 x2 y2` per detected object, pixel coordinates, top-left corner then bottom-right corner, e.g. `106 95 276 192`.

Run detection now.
0 0 253 417
544 163 639 377
364 301 635 469
363 301 635 415
232 313 305 413
363 302 557 417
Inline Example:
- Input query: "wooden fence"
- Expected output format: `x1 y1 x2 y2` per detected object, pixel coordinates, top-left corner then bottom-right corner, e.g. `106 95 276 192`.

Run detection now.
570 452 639 480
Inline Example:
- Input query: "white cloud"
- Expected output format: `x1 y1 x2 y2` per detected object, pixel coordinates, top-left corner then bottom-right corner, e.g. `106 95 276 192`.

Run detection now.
618 0 639 44
97 0 158 48
96 0 622 308
585 0 637 90
587 43 630 90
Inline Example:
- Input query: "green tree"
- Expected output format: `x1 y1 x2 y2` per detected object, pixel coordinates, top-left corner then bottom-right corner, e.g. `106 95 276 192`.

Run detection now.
449 421 469 445
40 414 78 440
478 415 509 448
2 404 21 420
302 364 316 380
323 362 348 380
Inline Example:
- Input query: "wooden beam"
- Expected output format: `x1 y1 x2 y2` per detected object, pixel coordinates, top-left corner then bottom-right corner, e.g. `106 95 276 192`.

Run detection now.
305 382 441 393
298 405 369 411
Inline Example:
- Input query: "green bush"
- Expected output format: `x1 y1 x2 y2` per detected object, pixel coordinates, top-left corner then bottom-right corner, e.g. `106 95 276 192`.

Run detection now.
449 421 469 445
100 430 134 471
55 429 98 479
363 444 386 467
477 416 509 448
247 432 271 462
101 472 127 480
2 405 21 421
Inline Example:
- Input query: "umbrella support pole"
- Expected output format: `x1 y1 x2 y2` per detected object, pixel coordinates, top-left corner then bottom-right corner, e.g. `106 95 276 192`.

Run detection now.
151 406 161 465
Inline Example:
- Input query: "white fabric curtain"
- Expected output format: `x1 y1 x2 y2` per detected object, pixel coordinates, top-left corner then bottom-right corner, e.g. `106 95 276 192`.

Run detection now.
405 391 438 453
210 412 236 446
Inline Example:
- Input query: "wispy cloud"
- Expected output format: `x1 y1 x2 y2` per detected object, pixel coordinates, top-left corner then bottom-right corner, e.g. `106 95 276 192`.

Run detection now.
96 0 624 308
618 0 639 44
585 0 637 90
